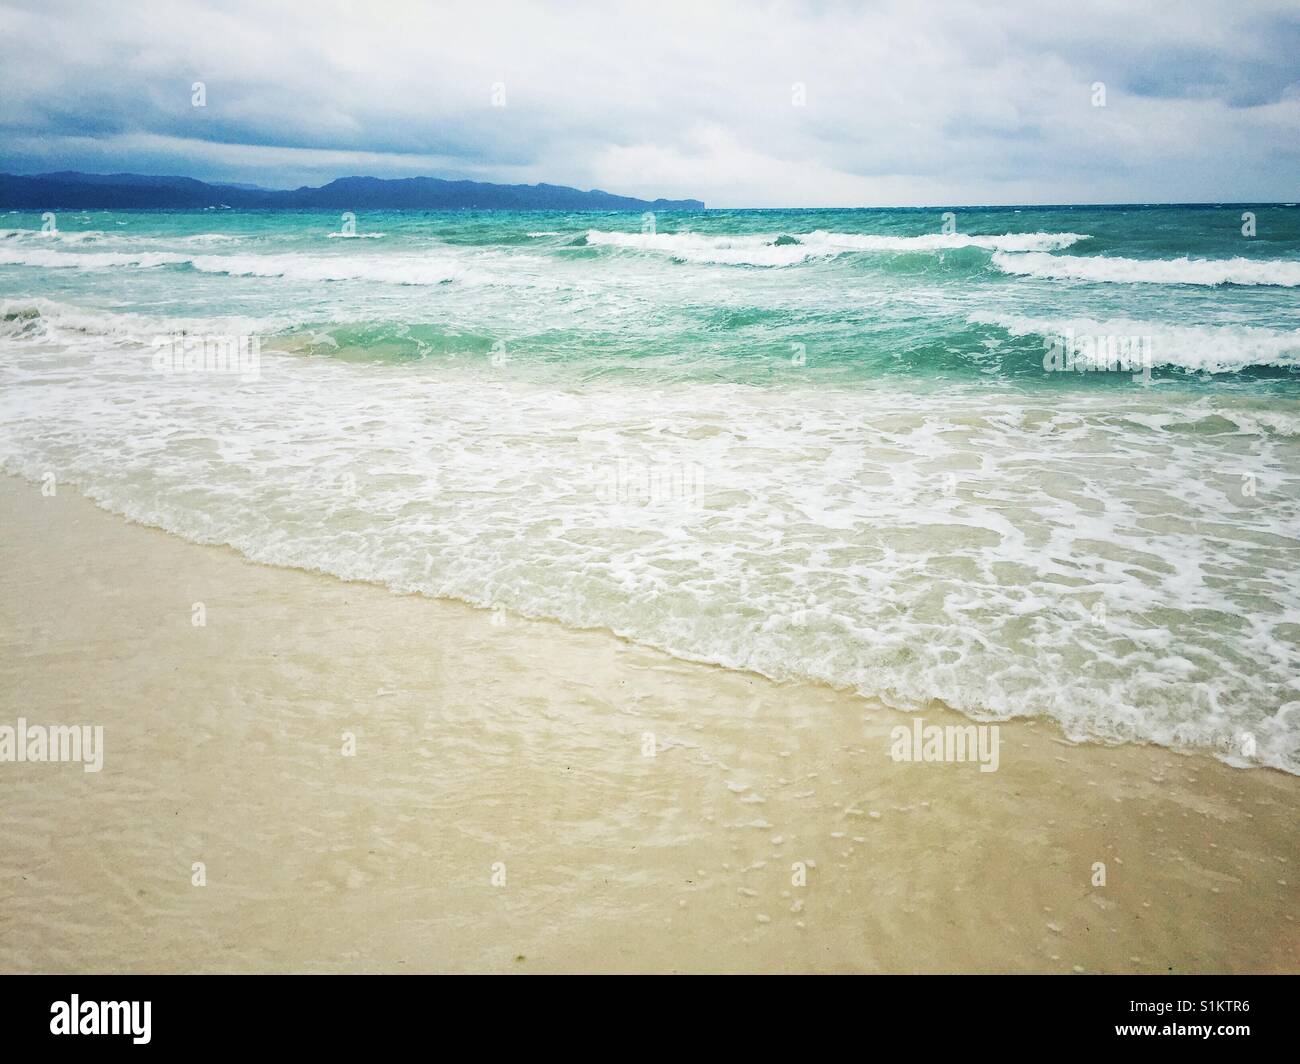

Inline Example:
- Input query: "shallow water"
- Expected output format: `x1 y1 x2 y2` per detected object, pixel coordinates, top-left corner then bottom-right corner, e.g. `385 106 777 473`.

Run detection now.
2 205 1298 770
3 478 1297 973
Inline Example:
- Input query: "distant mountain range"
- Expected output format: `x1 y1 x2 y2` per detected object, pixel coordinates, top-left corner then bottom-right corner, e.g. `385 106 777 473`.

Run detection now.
0 172 705 211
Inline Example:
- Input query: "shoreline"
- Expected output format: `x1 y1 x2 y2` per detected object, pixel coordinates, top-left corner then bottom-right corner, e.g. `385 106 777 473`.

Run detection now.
1 472 1296 973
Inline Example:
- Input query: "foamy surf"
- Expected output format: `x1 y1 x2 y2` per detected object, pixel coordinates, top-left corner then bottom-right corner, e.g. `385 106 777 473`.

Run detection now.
2 204 1298 775
0 247 525 286
0 297 298 347
2 300 1298 774
0 248 191 270
0 227 104 243
0 228 241 246
992 251 1300 286
971 313 1300 372
583 228 1088 265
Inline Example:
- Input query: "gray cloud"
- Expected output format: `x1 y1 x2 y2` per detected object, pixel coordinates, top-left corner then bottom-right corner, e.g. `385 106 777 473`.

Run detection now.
1 0 1296 205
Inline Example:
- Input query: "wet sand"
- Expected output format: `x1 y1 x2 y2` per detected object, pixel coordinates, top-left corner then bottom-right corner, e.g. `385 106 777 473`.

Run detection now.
0 473 1296 973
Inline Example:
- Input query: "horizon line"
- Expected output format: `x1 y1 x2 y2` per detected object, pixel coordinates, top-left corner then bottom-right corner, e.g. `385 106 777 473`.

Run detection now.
4 169 1297 212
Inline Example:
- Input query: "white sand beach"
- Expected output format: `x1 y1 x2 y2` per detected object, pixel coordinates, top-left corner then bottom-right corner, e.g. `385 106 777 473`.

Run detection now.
1 474 1296 973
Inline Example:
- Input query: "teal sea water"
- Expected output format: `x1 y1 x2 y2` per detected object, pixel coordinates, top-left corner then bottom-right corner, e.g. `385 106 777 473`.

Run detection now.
2 205 1299 771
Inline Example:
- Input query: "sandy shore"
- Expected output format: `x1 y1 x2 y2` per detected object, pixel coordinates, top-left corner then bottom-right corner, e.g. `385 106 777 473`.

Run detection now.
0 472 1296 973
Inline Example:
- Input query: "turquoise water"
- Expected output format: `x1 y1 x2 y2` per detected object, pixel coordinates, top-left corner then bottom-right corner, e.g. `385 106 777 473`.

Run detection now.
2 205 1299 770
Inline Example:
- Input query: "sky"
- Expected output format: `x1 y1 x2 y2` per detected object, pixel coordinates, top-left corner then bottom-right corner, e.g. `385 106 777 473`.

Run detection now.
1 0 1297 207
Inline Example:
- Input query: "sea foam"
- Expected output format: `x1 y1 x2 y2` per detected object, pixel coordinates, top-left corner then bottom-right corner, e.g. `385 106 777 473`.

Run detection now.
992 251 1300 287
584 229 1088 266
3 307 1297 774
971 313 1300 372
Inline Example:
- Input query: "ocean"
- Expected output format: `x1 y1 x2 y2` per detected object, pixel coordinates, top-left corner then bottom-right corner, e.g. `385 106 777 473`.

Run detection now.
2 204 1298 772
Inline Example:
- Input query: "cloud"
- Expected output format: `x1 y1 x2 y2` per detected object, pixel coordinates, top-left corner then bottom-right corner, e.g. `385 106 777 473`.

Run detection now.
1 0 1296 205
